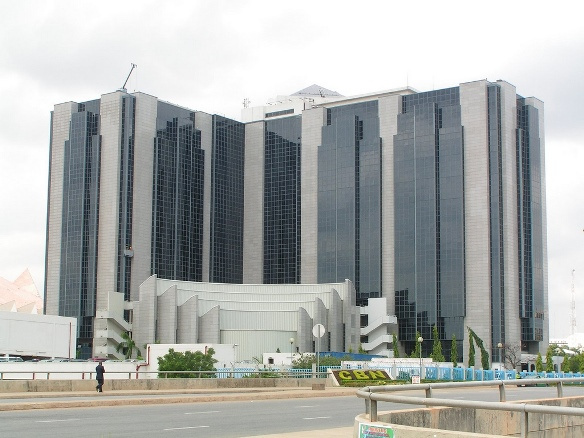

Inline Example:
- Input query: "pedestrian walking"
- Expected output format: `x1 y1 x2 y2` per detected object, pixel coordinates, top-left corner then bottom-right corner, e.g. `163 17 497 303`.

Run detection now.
95 361 105 392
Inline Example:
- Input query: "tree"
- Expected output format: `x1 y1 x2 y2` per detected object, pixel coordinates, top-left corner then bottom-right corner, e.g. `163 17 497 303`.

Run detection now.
410 331 422 358
467 327 489 369
451 335 458 368
545 345 554 373
115 331 141 359
157 348 217 378
561 349 584 373
503 344 523 370
431 325 445 362
468 330 475 367
291 353 346 369
392 333 399 358
535 352 543 372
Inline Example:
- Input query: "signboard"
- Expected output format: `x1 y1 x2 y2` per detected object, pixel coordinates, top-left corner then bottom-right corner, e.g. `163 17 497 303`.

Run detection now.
411 375 420 384
358 422 394 438
331 369 391 384
312 323 325 338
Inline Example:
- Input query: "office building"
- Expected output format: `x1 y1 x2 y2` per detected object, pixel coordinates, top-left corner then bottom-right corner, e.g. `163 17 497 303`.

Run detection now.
45 80 547 364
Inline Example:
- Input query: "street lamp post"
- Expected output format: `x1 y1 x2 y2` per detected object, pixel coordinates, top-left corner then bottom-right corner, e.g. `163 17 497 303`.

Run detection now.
497 342 503 370
418 336 424 378
232 344 238 378
289 337 295 366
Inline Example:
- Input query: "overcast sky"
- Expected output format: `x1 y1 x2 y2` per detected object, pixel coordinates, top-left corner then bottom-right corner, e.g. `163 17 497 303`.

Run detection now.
0 1 582 338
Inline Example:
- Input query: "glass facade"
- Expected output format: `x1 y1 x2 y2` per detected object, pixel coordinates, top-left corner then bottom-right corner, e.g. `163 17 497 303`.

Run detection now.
517 98 545 349
263 116 302 284
58 99 101 348
487 84 506 362
117 96 136 301
152 103 205 282
318 101 382 306
394 88 465 358
209 116 245 283
47 83 546 360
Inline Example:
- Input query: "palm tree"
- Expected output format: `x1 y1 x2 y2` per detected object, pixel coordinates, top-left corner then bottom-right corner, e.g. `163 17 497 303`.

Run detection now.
116 331 141 359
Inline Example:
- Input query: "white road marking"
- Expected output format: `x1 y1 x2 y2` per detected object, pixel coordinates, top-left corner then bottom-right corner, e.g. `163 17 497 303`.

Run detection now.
36 419 80 423
303 416 331 420
297 405 317 408
184 410 220 415
164 426 210 431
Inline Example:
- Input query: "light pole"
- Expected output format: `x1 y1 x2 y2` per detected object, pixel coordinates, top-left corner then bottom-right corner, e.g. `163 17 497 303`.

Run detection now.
418 336 423 378
232 344 238 378
289 337 295 366
497 342 503 370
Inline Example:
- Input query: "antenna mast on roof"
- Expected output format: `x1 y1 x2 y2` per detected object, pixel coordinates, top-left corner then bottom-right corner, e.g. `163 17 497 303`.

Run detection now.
120 63 137 92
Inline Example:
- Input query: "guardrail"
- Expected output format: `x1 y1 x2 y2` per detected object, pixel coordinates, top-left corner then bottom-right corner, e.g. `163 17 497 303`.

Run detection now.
0 368 326 380
356 377 584 438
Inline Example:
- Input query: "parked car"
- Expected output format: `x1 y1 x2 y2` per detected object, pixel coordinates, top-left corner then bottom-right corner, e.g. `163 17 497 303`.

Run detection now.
0 356 24 362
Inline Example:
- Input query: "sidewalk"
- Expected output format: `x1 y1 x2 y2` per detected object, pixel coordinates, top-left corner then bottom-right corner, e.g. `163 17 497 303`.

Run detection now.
0 386 358 410
242 427 354 437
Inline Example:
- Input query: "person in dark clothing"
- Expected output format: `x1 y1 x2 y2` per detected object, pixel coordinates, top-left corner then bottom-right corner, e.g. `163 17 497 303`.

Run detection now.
95 361 105 392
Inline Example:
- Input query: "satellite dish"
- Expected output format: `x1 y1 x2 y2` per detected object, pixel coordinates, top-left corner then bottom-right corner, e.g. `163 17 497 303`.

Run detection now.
312 324 325 338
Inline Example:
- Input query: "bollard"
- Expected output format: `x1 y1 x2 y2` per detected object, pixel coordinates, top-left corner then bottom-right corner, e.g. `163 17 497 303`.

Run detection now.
370 399 378 422
520 407 528 438
557 381 563 398
499 382 506 402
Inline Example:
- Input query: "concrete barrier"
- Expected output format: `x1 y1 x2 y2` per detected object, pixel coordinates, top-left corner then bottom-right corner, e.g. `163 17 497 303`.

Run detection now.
0 377 330 393
355 396 584 437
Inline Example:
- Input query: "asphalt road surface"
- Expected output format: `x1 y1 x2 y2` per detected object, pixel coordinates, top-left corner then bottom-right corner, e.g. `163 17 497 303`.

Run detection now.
1 386 582 437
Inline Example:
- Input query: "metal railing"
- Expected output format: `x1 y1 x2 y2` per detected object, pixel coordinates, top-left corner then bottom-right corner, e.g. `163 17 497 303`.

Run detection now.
356 377 584 438
0 368 328 380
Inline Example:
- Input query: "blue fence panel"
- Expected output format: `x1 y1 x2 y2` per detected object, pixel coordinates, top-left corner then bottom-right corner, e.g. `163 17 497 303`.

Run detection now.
289 368 311 378
483 370 494 381
396 367 417 381
425 367 437 380
440 367 452 381
453 367 465 381
465 368 474 381
216 368 229 378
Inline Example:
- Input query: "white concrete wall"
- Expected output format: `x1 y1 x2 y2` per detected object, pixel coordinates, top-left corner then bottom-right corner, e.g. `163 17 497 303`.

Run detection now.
378 95 401 313
45 102 76 316
300 107 326 283
243 121 265 283
129 92 158 301
96 92 125 312
460 80 492 365
497 81 522 355
0 312 77 358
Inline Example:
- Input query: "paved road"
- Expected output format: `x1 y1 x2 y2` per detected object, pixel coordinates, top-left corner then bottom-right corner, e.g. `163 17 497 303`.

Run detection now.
0 385 581 437
1 395 360 437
